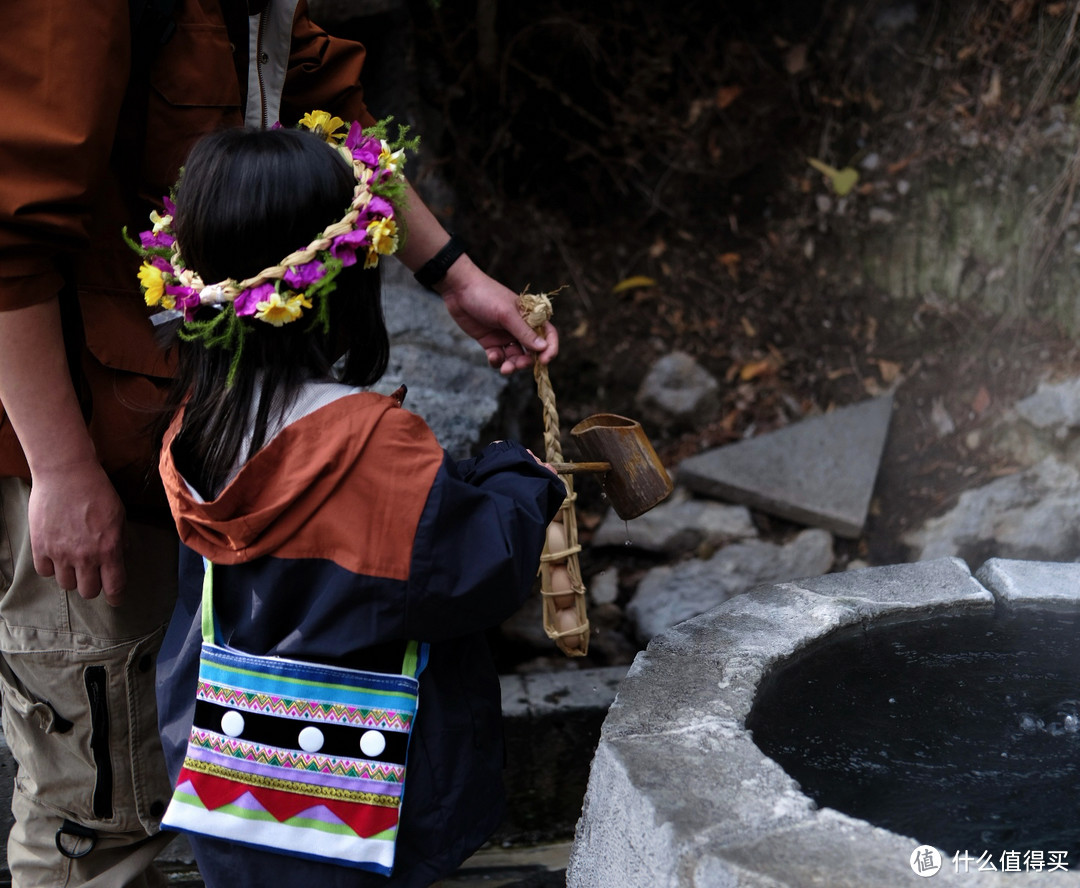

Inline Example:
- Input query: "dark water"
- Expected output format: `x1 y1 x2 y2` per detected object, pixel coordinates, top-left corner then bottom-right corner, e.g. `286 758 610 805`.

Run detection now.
747 610 1080 858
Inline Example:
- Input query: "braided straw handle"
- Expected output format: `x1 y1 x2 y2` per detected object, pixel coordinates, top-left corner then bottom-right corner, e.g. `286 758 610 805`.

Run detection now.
520 292 589 657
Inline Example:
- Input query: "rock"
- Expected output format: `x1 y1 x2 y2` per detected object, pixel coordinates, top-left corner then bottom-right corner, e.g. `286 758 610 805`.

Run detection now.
1015 376 1080 430
929 396 956 437
902 456 1080 564
373 263 507 459
591 488 757 554
626 528 835 642
678 395 893 538
634 351 721 431
588 569 620 605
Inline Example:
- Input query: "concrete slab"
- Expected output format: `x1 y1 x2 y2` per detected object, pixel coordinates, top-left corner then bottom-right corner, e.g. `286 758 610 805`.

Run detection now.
976 557 1080 605
498 666 628 844
677 395 894 538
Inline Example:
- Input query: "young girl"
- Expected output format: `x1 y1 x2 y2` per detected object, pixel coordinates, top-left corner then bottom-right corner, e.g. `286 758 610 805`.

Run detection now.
137 121 565 886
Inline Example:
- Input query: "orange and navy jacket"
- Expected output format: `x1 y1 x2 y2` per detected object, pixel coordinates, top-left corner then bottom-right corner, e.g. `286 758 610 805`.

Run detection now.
155 391 566 886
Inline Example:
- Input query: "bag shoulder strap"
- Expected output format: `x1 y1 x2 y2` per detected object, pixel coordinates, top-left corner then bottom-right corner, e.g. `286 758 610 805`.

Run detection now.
200 558 423 678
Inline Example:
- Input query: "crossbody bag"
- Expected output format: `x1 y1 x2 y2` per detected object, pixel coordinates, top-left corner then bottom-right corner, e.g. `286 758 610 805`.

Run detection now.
161 559 427 875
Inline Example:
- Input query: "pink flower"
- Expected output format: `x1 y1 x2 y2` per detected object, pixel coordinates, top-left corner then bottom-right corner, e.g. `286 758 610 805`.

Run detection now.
364 196 394 220
163 196 176 216
234 283 273 317
346 124 382 169
166 285 200 321
283 260 324 289
151 256 172 273
330 228 369 267
140 229 175 250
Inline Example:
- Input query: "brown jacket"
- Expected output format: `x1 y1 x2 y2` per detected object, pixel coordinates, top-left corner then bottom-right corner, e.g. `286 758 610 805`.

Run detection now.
0 0 374 507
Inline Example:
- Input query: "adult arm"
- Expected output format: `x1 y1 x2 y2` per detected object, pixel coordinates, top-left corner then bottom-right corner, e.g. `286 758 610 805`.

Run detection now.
0 302 126 604
284 4 559 373
395 183 559 374
0 1 131 604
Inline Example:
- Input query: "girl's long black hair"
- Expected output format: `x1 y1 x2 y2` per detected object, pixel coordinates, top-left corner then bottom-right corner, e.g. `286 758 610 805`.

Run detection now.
166 126 389 498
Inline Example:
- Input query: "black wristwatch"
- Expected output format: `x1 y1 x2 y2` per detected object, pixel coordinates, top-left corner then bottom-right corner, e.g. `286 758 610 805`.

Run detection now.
413 234 467 290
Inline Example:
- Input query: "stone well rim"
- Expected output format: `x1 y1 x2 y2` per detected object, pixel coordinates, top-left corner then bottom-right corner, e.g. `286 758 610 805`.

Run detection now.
567 557 1080 888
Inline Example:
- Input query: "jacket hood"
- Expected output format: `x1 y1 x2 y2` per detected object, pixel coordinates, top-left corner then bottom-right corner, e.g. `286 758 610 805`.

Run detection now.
159 392 418 565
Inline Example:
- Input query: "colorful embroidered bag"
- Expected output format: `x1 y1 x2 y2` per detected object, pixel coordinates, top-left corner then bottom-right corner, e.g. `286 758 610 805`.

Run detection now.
161 560 427 874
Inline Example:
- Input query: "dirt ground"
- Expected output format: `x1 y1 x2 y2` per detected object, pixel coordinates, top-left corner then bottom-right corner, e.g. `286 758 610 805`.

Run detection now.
404 0 1080 575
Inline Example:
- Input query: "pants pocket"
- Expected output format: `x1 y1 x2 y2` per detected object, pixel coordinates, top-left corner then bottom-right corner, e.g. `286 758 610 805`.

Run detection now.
0 625 171 834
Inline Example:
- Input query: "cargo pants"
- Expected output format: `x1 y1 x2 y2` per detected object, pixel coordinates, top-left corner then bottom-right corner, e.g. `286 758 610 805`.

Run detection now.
0 477 178 887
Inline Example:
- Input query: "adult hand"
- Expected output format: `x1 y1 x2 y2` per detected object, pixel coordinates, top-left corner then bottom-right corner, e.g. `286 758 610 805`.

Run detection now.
436 254 559 375
0 299 129 606
27 460 127 606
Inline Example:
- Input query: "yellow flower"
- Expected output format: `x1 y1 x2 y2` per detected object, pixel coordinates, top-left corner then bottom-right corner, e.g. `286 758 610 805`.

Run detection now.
254 290 312 326
299 110 346 143
138 262 174 309
149 209 172 234
366 218 399 256
378 143 406 175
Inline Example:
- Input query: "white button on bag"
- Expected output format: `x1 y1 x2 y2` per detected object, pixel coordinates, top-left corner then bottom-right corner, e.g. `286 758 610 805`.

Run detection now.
220 710 245 738
359 730 386 758
298 726 325 753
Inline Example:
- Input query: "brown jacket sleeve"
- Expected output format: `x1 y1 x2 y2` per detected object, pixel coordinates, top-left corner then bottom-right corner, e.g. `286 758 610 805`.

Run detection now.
281 0 377 128
0 1 131 311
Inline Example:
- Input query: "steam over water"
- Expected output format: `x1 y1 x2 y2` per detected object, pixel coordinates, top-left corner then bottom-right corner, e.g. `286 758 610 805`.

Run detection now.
748 610 1080 857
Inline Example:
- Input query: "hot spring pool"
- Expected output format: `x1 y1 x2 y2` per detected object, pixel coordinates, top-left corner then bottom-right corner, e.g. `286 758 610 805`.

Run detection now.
749 609 1080 859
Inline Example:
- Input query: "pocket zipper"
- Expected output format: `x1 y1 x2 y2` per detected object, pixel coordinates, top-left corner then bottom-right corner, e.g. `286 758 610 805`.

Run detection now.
84 666 113 819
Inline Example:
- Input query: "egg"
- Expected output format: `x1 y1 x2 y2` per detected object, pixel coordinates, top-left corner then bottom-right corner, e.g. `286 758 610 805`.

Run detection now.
555 609 585 652
546 520 568 559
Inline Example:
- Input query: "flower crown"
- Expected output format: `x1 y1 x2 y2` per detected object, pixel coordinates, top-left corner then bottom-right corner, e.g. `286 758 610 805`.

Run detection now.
126 112 416 359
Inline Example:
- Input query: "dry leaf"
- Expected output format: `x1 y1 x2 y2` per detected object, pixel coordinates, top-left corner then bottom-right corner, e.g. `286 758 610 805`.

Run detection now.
1048 2 1067 15
716 85 742 109
784 44 807 75
956 45 977 61
570 319 589 339
740 315 757 337
1010 0 1035 23
827 367 853 380
877 359 902 383
864 89 883 113
971 385 991 415
864 316 879 344
686 98 708 126
981 69 1001 108
648 237 667 259
738 357 778 381
612 275 657 294
863 376 883 396
719 252 742 280
887 155 914 175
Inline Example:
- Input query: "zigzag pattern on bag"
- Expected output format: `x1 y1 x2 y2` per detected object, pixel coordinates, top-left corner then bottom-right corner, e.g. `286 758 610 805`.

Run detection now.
191 731 407 781
198 682 414 730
